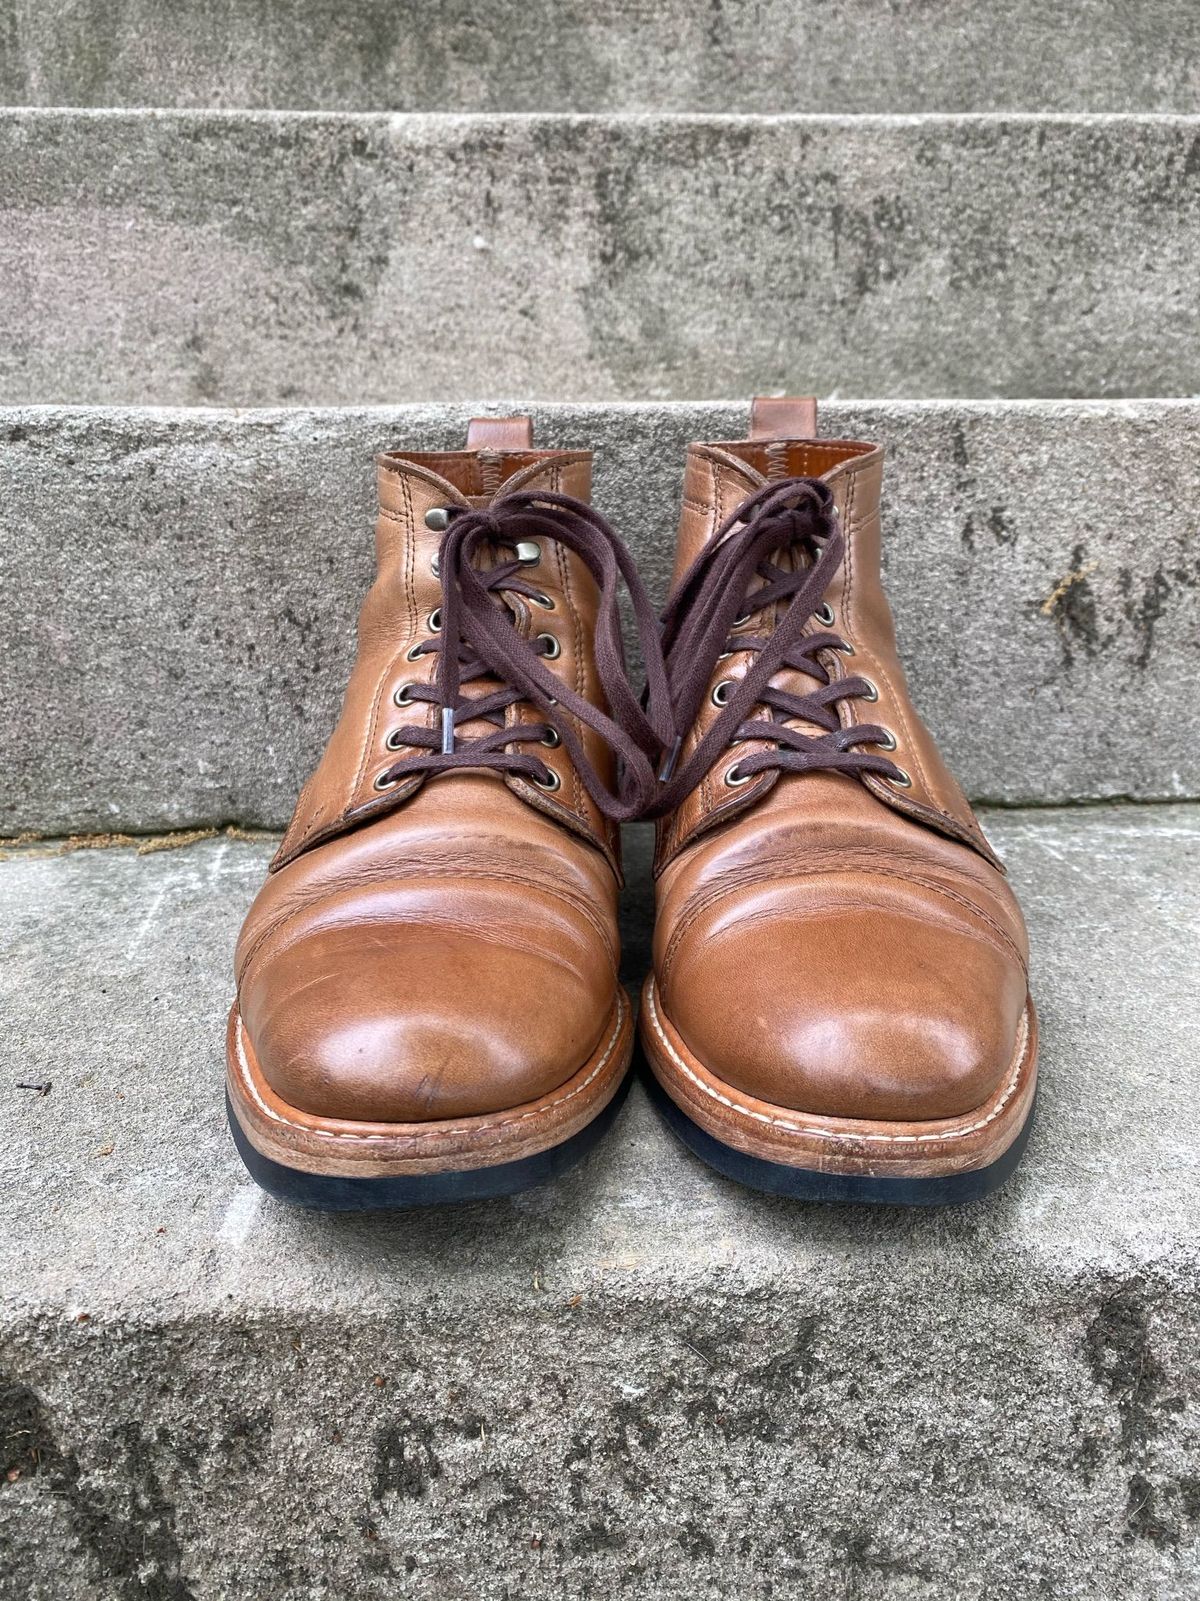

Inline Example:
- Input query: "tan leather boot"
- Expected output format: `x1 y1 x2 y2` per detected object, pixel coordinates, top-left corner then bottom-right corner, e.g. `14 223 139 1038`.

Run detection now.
641 398 1037 1204
228 417 665 1208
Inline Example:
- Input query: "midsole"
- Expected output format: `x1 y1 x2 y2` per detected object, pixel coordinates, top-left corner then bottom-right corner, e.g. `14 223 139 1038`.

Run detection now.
227 990 633 1179
640 977 1037 1179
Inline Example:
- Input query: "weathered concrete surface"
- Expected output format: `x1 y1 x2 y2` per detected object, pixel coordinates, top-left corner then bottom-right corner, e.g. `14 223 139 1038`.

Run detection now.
3 0 1198 114
3 400 1199 836
1 806 1199 1598
2 112 1199 404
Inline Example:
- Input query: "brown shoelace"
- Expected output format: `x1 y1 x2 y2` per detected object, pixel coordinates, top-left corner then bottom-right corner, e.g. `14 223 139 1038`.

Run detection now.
649 477 907 815
378 491 673 823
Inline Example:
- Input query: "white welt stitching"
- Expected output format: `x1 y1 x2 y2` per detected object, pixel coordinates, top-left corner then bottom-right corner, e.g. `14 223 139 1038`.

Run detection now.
645 984 1029 1146
235 991 627 1144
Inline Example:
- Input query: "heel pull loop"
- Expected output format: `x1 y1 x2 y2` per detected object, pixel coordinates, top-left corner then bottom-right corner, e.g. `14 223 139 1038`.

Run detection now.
749 396 818 442
466 416 534 451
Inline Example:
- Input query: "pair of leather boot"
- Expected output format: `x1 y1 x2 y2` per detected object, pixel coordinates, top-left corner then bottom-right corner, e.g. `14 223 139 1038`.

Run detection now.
227 402 1037 1209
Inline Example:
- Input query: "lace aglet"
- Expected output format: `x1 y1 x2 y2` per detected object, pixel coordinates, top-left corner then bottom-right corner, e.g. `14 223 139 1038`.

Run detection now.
440 707 456 755
658 736 682 783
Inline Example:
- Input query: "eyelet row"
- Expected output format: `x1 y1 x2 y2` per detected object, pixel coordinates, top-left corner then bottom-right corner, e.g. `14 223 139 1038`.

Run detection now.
723 752 911 790
378 760 564 793
707 600 911 794
855 676 910 786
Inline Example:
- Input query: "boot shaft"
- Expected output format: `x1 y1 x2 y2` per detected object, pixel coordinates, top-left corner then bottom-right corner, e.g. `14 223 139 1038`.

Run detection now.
659 399 999 870
273 419 618 871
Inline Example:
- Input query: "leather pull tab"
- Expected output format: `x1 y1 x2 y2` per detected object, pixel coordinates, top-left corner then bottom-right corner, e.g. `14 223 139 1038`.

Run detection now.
749 395 818 440
466 415 534 451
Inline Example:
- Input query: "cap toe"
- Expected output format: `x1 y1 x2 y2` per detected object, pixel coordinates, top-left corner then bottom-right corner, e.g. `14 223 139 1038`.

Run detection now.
243 916 612 1124
663 899 1027 1123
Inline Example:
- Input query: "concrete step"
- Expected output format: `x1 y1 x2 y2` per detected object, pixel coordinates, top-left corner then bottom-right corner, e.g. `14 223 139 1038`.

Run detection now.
2 805 1199 1598
3 400 1198 838
2 0 1197 115
2 112 1198 405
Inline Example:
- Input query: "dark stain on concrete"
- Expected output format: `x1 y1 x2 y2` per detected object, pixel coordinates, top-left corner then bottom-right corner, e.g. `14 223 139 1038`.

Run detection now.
705 0 733 51
949 419 982 553
0 1373 197 1600
1040 540 1104 668
1085 1281 1176 1458
832 1526 936 1589
1120 565 1172 670
963 503 1018 551
371 1414 443 1500
1125 1470 1200 1549
987 505 1018 545
829 192 914 301
1084 1280 1197 1549
678 1518 717 1559
1118 556 1199 671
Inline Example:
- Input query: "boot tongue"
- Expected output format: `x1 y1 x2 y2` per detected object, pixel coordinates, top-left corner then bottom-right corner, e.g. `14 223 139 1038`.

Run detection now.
709 397 831 724
440 419 593 749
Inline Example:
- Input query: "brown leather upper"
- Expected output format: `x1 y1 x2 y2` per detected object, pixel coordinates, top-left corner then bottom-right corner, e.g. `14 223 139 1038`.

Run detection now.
273 444 618 873
235 428 623 1123
652 406 1031 1123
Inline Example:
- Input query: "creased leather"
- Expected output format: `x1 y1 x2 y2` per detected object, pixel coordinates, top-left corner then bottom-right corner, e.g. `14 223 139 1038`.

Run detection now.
650 417 1033 1127
274 448 618 873
237 436 625 1126
657 439 1001 871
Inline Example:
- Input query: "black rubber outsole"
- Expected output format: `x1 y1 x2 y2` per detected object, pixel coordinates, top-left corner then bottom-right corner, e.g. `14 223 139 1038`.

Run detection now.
227 1072 631 1211
645 1070 1036 1206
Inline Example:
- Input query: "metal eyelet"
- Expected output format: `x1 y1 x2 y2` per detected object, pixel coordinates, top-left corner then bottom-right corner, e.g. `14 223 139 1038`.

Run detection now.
394 683 415 706
889 767 912 788
430 554 440 577
427 608 442 632
516 540 540 565
836 640 856 656
533 767 561 792
859 678 879 703
732 611 752 628
537 633 561 660
540 727 561 748
424 507 451 532
815 602 835 627
406 642 426 662
724 763 753 788
711 679 733 707
874 729 897 751
385 728 407 751
531 592 555 610
374 771 400 791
